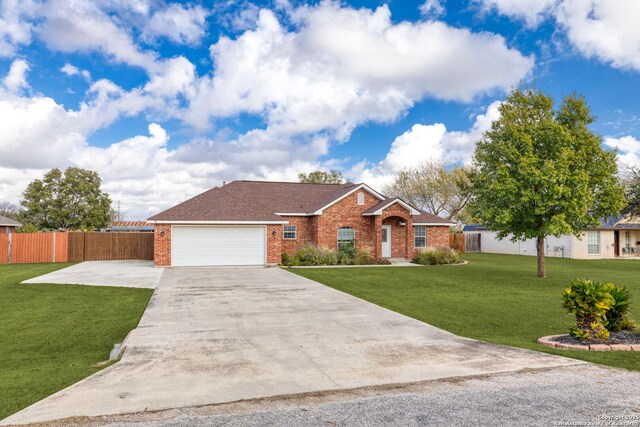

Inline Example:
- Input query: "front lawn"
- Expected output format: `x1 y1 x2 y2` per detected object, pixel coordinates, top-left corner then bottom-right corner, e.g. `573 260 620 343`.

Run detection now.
0 263 153 420
290 253 640 371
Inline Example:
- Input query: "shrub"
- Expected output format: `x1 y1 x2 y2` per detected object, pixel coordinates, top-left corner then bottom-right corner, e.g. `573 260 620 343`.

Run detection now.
337 247 355 265
281 245 391 266
562 278 614 340
604 284 633 331
411 247 462 265
280 245 337 266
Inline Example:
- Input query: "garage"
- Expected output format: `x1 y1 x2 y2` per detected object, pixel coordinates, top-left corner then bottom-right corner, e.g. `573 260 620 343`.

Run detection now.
171 226 266 267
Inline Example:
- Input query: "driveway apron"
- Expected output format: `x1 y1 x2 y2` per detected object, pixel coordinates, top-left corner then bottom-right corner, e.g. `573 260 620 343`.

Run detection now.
3 267 582 425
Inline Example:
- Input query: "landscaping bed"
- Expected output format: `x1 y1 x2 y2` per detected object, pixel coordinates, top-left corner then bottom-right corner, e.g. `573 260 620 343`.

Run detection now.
552 331 640 346
281 245 390 266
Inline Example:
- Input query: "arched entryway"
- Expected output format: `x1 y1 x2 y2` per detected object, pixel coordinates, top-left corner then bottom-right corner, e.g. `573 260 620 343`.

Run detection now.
381 215 409 258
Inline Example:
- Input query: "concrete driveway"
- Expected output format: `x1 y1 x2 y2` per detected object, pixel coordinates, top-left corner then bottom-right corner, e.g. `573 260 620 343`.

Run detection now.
3 268 582 425
21 260 163 289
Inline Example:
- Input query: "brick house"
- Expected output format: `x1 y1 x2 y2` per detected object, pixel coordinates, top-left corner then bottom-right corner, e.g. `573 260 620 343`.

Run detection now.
148 180 453 267
0 215 21 233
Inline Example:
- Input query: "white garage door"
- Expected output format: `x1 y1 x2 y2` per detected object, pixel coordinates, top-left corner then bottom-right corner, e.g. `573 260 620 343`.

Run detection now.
171 226 266 267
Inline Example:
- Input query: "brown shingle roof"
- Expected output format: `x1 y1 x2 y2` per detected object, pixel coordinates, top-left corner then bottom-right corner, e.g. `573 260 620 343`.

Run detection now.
148 185 287 222
221 180 361 213
413 210 452 224
148 180 451 224
362 198 399 214
0 215 21 227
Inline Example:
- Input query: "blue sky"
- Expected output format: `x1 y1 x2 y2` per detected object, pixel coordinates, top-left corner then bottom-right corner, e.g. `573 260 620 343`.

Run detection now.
1 0 639 219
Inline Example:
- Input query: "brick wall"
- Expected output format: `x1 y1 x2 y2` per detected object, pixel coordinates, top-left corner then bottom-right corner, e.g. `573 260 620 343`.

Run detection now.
427 226 451 247
281 216 315 254
411 225 452 257
316 190 380 252
154 224 171 267
266 224 282 264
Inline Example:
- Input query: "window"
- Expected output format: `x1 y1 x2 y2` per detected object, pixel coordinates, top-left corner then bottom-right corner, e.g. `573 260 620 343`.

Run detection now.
357 192 365 205
625 231 631 248
283 225 297 240
414 225 426 248
337 227 355 250
587 230 600 255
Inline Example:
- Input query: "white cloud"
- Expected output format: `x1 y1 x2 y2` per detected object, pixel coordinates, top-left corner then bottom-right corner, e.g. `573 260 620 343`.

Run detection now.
474 0 558 26
3 59 30 92
350 102 502 190
144 56 196 97
40 0 159 71
556 0 640 71
60 63 91 81
604 135 640 167
0 0 36 57
419 0 446 19
477 0 640 72
186 3 533 137
142 3 209 45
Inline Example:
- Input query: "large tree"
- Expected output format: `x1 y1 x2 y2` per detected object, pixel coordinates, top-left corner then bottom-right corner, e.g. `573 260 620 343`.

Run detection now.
622 165 640 217
21 167 112 230
298 170 343 184
383 161 472 221
469 87 625 278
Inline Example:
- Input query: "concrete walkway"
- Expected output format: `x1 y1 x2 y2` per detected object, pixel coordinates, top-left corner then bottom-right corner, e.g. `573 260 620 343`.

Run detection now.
21 260 163 289
4 268 582 425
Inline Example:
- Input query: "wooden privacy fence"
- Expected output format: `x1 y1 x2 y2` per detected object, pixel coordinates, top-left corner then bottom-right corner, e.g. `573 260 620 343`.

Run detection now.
0 232 68 264
464 233 481 253
0 232 153 264
449 233 465 253
68 232 154 262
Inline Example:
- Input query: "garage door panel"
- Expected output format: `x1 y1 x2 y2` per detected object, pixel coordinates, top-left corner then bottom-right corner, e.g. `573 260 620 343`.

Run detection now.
172 226 265 267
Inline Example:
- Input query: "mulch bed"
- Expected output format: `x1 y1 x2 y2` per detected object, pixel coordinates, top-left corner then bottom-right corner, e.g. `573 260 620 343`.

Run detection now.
551 331 640 345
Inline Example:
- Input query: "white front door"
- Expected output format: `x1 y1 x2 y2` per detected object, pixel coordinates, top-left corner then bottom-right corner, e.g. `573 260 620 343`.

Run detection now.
381 225 391 258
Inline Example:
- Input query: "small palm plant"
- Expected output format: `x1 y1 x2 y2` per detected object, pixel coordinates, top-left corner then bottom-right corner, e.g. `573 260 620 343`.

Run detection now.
562 279 614 340
604 284 633 331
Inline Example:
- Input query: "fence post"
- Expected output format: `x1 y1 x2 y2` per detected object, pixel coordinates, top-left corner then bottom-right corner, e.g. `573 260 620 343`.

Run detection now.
53 232 56 263
7 232 12 264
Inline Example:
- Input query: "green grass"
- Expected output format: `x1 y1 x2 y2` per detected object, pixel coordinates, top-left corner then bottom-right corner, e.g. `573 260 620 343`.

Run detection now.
290 253 640 371
0 263 153 420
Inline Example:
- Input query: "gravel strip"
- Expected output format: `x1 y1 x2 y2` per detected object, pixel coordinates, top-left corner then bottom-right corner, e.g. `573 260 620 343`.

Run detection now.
25 365 640 427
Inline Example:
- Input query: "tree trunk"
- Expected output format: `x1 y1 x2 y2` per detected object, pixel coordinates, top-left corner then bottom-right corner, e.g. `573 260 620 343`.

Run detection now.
537 236 546 278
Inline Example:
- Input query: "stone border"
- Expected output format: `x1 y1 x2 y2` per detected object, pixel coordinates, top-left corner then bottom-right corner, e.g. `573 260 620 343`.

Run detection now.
538 334 640 351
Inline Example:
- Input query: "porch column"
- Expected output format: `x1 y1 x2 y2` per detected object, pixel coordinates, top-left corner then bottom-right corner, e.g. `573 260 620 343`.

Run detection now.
374 216 383 259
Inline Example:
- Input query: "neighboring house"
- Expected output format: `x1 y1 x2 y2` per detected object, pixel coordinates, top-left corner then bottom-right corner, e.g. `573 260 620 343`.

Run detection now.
147 180 454 267
0 215 21 233
108 221 154 232
463 215 640 259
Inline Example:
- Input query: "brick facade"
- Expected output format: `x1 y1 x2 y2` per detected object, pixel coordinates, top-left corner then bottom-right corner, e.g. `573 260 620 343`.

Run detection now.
427 226 450 247
315 190 380 253
281 216 315 254
152 190 452 266
266 224 282 264
411 225 452 258
154 224 172 267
